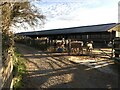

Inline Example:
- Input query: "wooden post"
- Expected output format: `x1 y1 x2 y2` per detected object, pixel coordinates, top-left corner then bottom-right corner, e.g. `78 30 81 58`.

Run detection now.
113 37 120 59
50 38 52 46
51 39 53 46
68 39 71 55
54 39 57 51
111 39 114 58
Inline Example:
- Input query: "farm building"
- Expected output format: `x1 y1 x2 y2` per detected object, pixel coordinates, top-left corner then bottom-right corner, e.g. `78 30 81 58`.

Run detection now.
17 23 120 48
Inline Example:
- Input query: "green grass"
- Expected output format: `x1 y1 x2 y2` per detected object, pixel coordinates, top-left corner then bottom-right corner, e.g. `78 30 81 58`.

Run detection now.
12 48 27 89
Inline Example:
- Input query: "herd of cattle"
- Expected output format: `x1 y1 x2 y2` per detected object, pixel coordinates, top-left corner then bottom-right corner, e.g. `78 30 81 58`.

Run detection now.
55 40 93 55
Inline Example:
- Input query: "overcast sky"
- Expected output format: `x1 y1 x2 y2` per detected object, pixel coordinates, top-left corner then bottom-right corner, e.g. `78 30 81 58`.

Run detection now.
13 0 120 33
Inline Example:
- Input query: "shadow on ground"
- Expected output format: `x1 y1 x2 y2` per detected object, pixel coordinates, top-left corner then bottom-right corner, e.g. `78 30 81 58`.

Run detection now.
16 44 119 89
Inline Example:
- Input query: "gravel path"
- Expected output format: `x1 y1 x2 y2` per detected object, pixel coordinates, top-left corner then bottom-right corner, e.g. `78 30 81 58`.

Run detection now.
16 44 119 89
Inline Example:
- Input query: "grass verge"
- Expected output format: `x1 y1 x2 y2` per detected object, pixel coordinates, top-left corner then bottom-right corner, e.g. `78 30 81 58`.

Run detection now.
12 48 27 89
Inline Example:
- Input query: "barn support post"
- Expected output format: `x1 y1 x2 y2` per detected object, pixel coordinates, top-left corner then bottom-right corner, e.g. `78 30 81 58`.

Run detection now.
51 39 54 46
54 39 57 51
111 39 114 58
68 39 71 55
45 38 48 45
65 39 67 47
48 37 50 46
47 37 48 44
50 38 52 46
110 32 112 41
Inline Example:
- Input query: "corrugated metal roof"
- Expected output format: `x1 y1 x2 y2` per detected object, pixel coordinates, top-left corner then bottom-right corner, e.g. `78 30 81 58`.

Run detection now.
17 23 117 36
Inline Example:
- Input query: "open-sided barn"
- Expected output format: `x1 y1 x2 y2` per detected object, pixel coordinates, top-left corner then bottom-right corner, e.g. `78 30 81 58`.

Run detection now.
17 23 120 47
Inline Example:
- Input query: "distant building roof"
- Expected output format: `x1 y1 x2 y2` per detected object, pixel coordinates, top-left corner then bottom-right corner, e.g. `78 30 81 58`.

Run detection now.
17 23 118 36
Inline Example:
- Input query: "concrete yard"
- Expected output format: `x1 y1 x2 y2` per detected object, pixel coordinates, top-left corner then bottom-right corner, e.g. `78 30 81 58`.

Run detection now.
16 44 119 89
